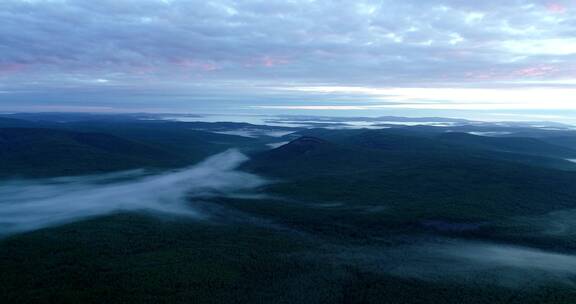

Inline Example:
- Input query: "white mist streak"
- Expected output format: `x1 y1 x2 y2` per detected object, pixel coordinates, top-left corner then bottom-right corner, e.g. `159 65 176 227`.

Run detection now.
0 149 266 235
330 239 576 286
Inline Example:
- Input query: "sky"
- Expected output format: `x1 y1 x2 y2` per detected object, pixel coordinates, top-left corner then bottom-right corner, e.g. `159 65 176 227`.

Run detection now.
1 0 576 122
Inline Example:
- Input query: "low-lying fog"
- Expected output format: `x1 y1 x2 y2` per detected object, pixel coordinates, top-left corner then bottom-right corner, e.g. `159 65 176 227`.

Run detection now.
328 239 576 287
3 147 576 288
0 150 267 235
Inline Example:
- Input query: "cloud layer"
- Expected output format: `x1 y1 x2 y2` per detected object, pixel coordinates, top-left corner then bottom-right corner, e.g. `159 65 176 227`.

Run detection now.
1 0 576 115
0 149 266 235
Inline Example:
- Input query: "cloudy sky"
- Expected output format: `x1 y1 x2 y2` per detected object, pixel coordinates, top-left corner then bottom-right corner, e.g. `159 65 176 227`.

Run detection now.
1 0 576 121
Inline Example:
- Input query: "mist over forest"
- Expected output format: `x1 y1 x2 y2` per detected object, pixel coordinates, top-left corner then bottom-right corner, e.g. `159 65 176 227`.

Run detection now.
2 113 576 303
4 0 576 302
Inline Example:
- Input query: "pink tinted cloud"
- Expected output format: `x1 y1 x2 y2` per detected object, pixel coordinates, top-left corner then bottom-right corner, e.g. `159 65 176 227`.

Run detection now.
172 59 220 72
261 56 290 68
514 65 558 77
130 65 155 75
0 63 26 75
547 2 567 13
464 65 559 81
242 56 290 68
199 63 218 71
174 59 195 68
465 69 501 80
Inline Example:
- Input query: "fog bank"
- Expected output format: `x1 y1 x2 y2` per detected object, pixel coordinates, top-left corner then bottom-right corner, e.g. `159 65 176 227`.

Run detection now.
0 150 266 235
326 239 576 287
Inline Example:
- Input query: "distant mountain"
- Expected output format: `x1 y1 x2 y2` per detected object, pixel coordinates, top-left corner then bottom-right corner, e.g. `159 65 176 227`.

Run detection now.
0 117 40 128
250 131 576 221
60 121 269 158
273 115 472 123
0 124 273 178
437 132 576 159
0 112 151 123
373 116 472 123
4 117 576 304
262 136 329 158
288 128 576 170
0 128 175 177
0 117 292 178
539 135 576 150
249 135 400 177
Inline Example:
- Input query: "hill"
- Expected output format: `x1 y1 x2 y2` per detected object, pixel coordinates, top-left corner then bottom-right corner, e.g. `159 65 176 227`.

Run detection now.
0 128 177 177
248 135 576 222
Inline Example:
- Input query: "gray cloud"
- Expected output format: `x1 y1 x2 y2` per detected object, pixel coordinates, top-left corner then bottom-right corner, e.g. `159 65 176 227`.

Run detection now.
1 0 575 114
0 149 267 235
